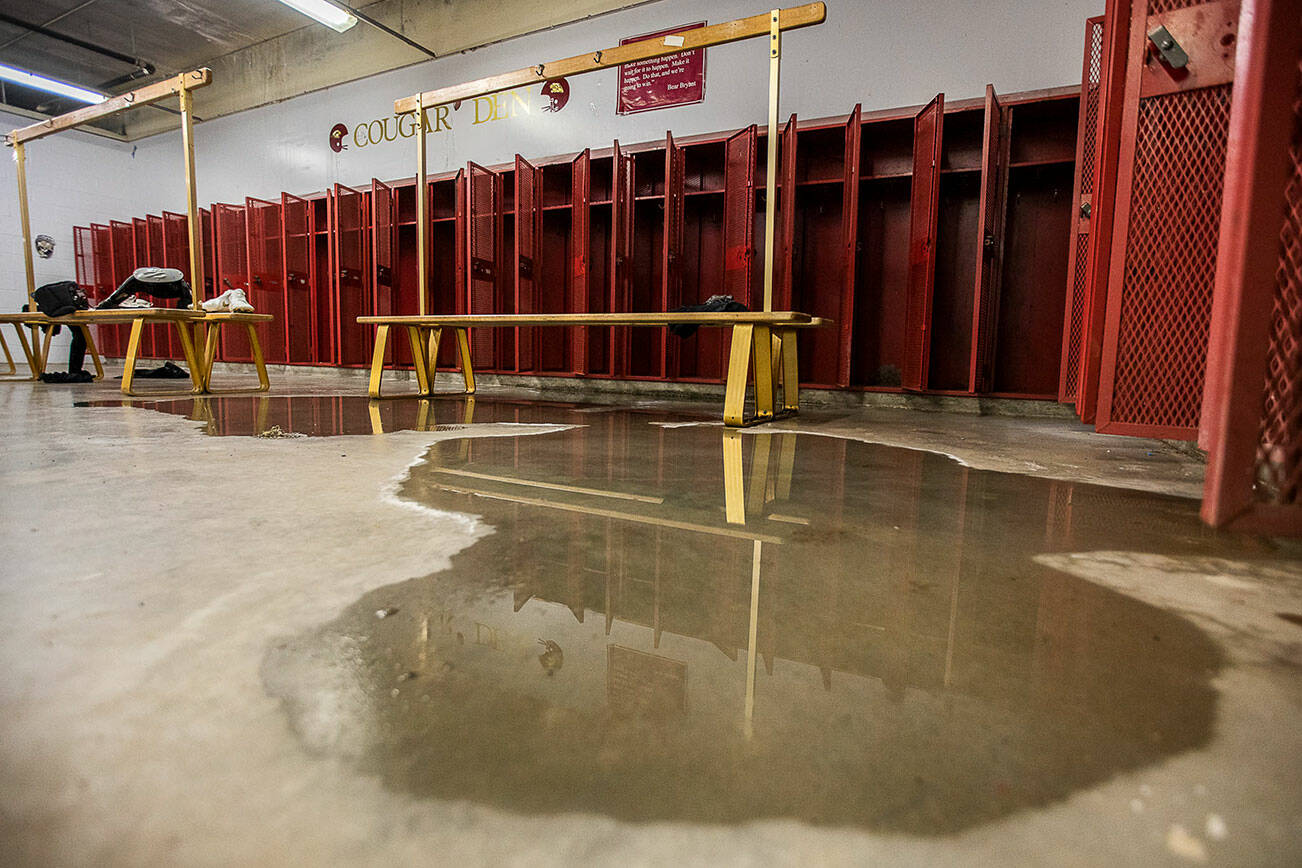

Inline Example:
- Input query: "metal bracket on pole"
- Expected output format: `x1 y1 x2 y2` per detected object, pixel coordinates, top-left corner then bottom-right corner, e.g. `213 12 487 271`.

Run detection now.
762 9 781 313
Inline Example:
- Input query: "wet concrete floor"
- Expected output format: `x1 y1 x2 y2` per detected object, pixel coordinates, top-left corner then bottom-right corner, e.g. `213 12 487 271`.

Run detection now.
3 383 1301 865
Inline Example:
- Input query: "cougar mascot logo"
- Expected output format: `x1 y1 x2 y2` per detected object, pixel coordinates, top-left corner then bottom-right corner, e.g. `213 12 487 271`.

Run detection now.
329 123 349 152
541 78 570 112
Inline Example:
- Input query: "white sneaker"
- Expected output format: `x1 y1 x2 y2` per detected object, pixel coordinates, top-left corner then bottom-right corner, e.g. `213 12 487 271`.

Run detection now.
201 290 232 312
227 289 254 313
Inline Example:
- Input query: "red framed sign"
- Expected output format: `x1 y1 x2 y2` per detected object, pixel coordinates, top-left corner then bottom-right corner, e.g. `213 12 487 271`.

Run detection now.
617 22 706 115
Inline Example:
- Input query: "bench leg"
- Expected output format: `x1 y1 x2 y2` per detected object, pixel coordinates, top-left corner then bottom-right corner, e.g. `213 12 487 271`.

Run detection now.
752 325 774 422
120 318 145 396
201 321 222 391
724 324 754 427
202 323 271 394
455 328 476 394
39 326 53 374
723 430 746 524
173 319 205 393
1 324 39 380
426 327 442 384
777 327 800 413
0 329 14 375
368 325 433 399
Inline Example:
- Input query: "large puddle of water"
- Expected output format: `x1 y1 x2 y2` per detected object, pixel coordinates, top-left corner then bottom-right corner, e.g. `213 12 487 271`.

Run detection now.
246 407 1281 833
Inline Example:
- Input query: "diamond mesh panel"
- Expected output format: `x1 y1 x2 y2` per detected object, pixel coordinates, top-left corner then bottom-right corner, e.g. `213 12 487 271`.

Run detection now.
1110 86 1232 431
1254 58 1302 505
1063 235 1092 397
468 164 498 367
723 126 756 304
73 226 94 293
1080 21 1103 197
1147 0 1202 14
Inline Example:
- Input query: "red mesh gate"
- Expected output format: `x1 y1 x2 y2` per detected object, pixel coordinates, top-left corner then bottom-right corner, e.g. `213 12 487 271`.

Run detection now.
610 143 635 376
281 192 316 364
1096 0 1240 438
371 178 398 365
333 183 370 367
515 154 542 372
1201 0 1302 534
247 196 285 363
73 226 94 294
663 133 686 378
1058 17 1106 403
466 162 502 369
723 125 757 306
90 223 118 356
903 94 944 391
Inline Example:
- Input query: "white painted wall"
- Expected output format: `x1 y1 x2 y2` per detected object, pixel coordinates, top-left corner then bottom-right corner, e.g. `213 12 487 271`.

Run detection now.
2 0 1099 358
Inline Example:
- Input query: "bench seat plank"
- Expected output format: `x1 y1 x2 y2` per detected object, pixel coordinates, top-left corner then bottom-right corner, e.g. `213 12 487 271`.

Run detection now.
357 312 812 327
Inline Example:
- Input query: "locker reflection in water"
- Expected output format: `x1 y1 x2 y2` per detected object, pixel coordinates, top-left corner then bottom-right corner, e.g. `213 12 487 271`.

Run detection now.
263 420 1249 833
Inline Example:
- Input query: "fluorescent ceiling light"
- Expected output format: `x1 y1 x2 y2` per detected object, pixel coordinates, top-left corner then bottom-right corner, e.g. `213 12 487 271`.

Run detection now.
274 0 358 33
0 63 106 104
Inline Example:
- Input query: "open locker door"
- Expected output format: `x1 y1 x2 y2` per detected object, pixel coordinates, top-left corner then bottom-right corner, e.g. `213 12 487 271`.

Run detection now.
247 196 286 363
146 214 168 358
214 203 250 362
903 94 944 391
663 133 685 377
282 192 315 364
91 224 119 356
333 182 370 367
610 141 635 376
570 149 591 375
969 86 1007 393
515 155 543 373
162 211 192 359
466 162 502 369
723 125 757 306
200 208 215 300
371 178 398 365
838 105 862 386
1056 17 1107 404
776 113 798 311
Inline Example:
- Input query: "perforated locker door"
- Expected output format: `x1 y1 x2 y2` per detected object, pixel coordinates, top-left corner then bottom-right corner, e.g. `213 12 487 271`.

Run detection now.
1095 0 1241 438
902 94 944 392
467 162 501 369
723 126 757 307
371 178 398 365
663 133 685 377
570 149 591 375
610 142 635 377
90 224 119 356
281 193 315 364
515 155 542 373
970 86 1007 394
214 203 250 362
776 113 798 312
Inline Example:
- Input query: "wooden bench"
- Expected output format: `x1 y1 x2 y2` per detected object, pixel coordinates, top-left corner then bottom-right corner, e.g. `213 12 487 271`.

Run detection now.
0 309 273 396
356 312 825 427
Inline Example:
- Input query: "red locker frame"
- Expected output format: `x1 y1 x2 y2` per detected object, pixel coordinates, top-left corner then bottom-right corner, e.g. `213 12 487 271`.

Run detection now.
838 105 862 387
515 154 543 373
570 149 591 375
723 125 757 306
1095 0 1239 438
903 94 944 391
1057 16 1107 403
281 192 316 364
333 182 371 367
73 226 94 294
90 223 118 356
970 87 1008 393
1201 0 1302 534
163 211 194 359
213 202 250 362
775 114 798 311
200 207 216 300
371 178 399 365
109 220 136 357
466 162 503 369
247 196 286 363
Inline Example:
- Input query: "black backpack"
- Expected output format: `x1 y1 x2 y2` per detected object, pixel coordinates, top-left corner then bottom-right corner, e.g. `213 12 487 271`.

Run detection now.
33 281 89 317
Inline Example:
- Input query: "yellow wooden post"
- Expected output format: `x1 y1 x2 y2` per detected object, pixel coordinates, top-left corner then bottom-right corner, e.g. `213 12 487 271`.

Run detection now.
415 110 428 316
14 141 36 305
762 9 781 313
178 77 204 310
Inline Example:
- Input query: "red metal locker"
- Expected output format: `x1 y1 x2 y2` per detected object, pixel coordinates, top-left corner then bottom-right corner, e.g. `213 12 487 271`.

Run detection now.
776 113 798 311
200 207 216 300
970 86 1008 393
371 178 399 365
1095 0 1240 438
333 183 371 367
73 226 94 294
281 192 315 364
663 133 686 378
611 142 635 377
515 155 543 373
161 212 193 359
570 149 591 375
132 218 153 361
213 203 249 362
1057 17 1107 403
316 193 336 365
723 125 757 306
1201 0 1302 534
247 196 286 363
466 162 502 369
109 220 136 357
903 94 944 392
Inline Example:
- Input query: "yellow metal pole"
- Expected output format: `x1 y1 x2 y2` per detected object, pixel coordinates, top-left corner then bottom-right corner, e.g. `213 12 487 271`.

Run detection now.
14 141 36 305
178 80 204 310
415 110 428 316
762 9 780 314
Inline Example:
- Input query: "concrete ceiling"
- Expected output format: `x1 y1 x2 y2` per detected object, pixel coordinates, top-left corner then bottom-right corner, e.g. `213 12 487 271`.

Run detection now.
0 0 648 140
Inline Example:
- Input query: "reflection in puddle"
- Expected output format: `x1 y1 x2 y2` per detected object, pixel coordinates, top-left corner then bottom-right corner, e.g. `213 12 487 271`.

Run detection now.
261 412 1271 832
74 394 657 436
